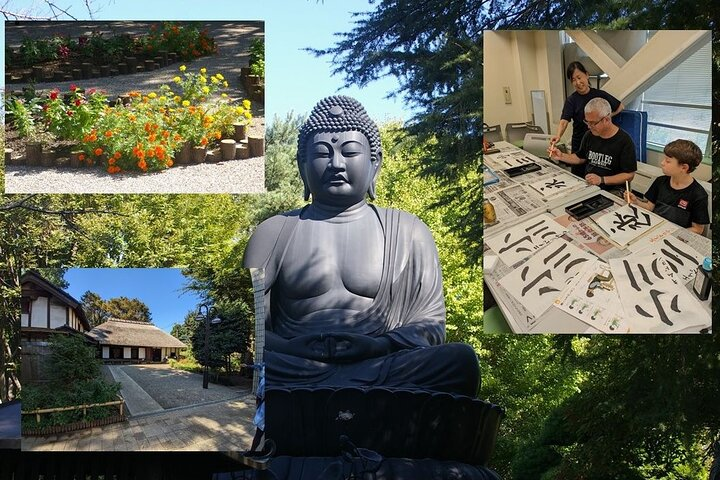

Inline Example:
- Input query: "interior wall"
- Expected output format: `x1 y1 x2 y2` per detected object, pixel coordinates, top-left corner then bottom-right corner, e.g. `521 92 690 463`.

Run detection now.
646 149 711 182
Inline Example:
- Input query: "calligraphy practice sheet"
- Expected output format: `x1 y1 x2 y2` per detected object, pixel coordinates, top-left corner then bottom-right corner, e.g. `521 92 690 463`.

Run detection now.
553 213 622 259
484 149 536 170
485 214 568 267
483 184 546 234
593 204 665 247
499 238 593 317
608 255 708 332
527 172 585 199
554 260 629 333
636 235 704 284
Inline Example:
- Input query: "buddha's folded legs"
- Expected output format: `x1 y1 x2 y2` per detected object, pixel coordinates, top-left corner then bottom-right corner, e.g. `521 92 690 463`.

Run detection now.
266 342 480 396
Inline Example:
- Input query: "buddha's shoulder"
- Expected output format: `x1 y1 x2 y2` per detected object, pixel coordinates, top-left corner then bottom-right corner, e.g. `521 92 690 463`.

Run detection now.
243 209 303 268
374 206 435 242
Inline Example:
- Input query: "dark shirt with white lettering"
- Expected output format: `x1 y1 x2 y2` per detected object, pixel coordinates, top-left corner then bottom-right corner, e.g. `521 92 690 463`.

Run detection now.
561 88 622 177
645 176 709 228
576 129 637 191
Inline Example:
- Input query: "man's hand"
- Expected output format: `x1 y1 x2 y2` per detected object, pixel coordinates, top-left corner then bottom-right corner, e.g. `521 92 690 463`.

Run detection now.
585 173 602 186
267 331 393 363
330 333 393 363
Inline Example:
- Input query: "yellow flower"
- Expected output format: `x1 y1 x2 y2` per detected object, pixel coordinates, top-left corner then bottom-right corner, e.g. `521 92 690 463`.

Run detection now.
221 93 227 98
236 107 244 114
182 100 190 107
211 76 220 84
159 96 167 102
223 81 228 88
173 76 181 83
200 67 207 74
216 73 224 80
148 92 157 99
202 86 210 94
200 76 207 84
174 96 182 103
243 111 252 119
167 91 174 96
179 65 186 72
242 99 251 109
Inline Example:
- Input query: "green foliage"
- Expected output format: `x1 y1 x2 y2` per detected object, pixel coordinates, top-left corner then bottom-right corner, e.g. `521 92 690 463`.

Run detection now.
189 300 253 373
249 38 265 77
81 290 152 325
21 333 121 429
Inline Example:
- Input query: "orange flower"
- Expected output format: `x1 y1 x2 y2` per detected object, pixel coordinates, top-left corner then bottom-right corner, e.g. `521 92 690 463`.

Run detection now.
214 131 222 140
108 166 120 174
94 148 103 156
161 130 170 138
146 149 155 158
200 137 208 146
108 158 116 166
148 133 157 142
78 153 86 161
114 152 121 160
128 114 136 122
138 160 147 170
174 134 182 141
104 130 113 138
128 91 140 98
166 159 174 167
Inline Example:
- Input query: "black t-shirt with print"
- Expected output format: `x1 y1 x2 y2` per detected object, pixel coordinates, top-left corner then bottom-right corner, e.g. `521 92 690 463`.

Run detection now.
576 128 637 190
561 88 621 177
645 176 709 228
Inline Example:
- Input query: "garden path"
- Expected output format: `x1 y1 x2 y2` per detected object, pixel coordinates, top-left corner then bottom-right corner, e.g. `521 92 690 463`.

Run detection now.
22 365 256 451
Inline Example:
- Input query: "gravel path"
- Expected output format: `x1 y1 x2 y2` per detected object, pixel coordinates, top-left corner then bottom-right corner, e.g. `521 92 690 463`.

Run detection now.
5 21 266 194
118 364 247 410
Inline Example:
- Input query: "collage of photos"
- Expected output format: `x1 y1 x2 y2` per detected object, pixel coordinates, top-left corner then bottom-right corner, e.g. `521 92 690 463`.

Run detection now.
0 2 718 480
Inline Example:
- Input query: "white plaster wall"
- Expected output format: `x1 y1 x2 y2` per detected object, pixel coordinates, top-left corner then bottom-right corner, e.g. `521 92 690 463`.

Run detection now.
49 303 66 329
484 31 530 134
123 347 131 359
21 313 29 327
102 346 109 359
139 348 146 360
32 297 48 327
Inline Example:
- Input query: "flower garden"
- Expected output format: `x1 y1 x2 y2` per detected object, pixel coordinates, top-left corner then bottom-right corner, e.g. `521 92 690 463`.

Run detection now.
5 66 260 173
4 23 266 175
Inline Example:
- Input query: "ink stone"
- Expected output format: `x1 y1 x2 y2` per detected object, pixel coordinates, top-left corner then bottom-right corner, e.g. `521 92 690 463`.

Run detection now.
242 97 503 478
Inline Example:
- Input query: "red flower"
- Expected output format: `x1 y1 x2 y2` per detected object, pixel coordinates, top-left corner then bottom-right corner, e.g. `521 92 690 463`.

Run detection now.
49 90 59 100
70 84 77 92
75 99 82 106
66 110 73 116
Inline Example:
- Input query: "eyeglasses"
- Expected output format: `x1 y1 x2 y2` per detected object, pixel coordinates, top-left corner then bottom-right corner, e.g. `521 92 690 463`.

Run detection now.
584 114 609 127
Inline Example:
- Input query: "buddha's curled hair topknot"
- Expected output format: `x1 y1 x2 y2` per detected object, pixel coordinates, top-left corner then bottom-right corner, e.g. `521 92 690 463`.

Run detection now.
297 95 382 165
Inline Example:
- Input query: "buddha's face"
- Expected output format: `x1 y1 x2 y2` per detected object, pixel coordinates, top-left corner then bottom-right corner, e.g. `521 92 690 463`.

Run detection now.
304 130 377 206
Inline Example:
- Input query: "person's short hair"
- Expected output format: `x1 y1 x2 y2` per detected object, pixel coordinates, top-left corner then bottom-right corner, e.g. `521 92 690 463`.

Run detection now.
297 95 382 166
566 61 588 80
664 139 703 173
584 97 611 118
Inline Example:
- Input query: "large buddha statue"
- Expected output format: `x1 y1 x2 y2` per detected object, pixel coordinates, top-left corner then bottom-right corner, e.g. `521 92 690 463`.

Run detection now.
243 96 479 397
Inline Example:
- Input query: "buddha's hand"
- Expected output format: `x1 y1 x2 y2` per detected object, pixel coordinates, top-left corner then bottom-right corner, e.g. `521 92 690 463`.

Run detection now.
329 333 393 363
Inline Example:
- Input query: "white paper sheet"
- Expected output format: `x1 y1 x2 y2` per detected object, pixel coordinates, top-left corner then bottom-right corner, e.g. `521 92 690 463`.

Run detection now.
593 204 666 247
485 214 568 267
635 234 705 284
608 255 708 333
527 172 586 199
499 238 594 317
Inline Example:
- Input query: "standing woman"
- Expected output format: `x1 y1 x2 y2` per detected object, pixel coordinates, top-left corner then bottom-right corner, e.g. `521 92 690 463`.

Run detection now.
551 61 624 178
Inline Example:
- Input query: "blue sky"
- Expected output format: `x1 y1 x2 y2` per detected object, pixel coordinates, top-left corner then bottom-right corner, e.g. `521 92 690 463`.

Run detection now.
1 0 412 122
64 268 204 333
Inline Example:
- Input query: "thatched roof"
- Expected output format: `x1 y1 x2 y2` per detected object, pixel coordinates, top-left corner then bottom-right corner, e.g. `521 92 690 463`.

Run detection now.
86 318 186 348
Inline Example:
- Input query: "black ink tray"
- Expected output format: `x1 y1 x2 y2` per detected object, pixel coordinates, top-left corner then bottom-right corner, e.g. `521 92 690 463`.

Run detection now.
565 194 615 220
503 162 541 177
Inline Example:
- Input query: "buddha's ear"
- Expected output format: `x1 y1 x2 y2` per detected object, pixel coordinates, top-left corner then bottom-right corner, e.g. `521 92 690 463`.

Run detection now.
368 151 383 200
298 160 311 201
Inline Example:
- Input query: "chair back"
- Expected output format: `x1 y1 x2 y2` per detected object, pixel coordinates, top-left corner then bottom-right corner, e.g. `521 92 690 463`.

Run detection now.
482 124 503 143
505 122 544 147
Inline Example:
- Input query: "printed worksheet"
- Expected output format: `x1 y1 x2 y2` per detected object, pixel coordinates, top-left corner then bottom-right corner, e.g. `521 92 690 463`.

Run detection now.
554 260 629 333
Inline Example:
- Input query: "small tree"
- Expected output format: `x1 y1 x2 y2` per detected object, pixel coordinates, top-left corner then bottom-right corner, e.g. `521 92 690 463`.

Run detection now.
191 299 252 375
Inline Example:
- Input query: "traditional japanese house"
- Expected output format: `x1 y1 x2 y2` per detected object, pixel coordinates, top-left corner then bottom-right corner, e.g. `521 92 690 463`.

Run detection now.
20 270 91 341
86 318 186 363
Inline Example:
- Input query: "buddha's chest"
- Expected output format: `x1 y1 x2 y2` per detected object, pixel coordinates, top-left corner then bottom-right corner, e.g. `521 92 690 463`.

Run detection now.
278 217 384 300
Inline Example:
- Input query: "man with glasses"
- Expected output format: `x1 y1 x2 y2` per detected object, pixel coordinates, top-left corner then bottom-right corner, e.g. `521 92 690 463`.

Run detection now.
548 97 636 194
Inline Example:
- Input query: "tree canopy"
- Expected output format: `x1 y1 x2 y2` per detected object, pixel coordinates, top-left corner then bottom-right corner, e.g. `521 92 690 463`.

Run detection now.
80 291 152 325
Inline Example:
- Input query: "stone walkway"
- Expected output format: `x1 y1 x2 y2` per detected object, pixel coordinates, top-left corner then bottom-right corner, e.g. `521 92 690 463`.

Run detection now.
22 365 257 451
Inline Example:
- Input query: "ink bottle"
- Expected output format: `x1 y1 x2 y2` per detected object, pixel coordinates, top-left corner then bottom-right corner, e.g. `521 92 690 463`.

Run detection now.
692 257 712 301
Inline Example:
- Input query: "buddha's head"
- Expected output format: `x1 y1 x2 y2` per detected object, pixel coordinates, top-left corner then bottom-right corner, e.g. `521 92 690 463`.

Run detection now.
297 96 382 205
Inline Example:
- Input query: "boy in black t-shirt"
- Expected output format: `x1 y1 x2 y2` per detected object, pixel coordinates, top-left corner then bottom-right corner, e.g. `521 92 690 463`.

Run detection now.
626 139 709 235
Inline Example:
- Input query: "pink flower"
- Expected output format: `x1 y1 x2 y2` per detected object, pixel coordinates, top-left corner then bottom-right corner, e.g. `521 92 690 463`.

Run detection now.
87 88 96 95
